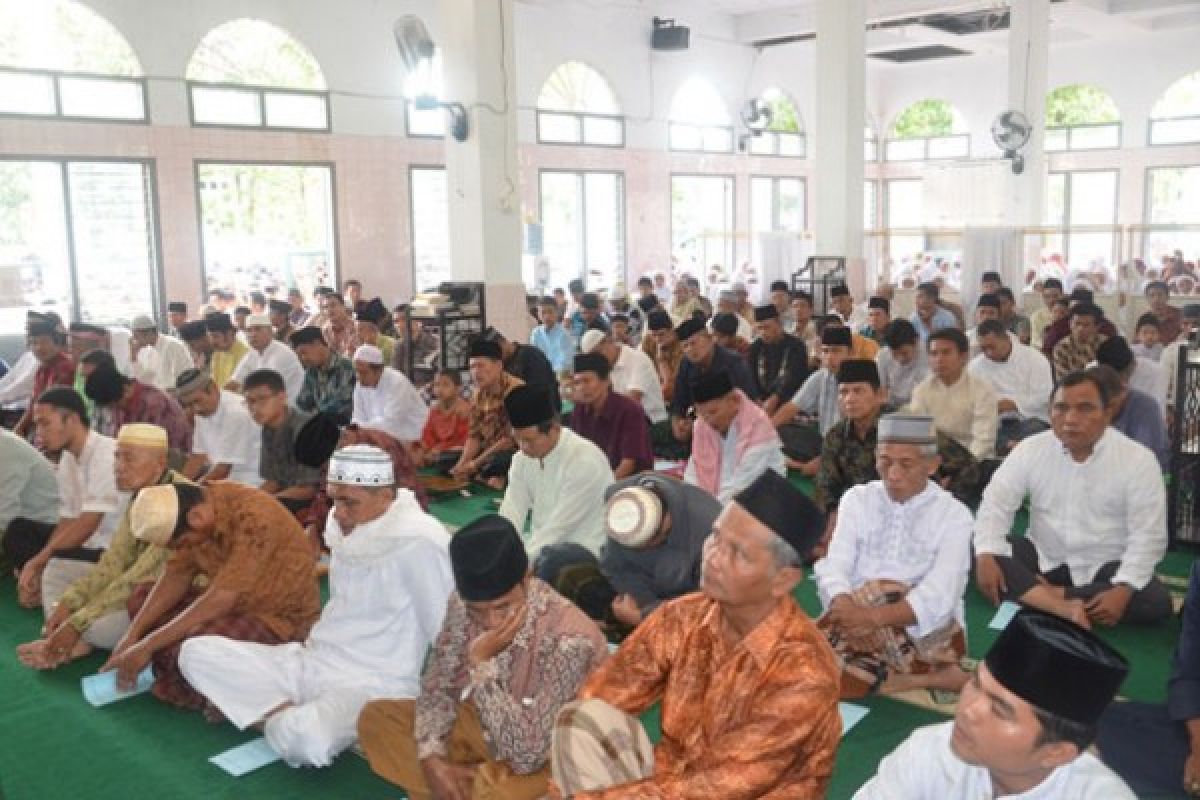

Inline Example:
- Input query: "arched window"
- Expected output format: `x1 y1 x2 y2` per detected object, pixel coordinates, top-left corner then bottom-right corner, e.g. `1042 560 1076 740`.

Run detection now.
668 77 733 153
886 99 969 161
1044 84 1120 151
537 61 624 146
0 0 145 120
747 88 805 157
187 19 329 130
1150 72 1200 145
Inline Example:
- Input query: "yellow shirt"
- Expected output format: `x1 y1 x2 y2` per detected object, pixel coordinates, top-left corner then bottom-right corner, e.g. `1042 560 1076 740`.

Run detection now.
211 339 249 389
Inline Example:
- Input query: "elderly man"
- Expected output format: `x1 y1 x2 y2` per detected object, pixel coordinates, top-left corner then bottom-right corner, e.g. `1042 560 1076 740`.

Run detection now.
350 344 428 444
129 314 192 391
855 609 1133 798
569 352 652 480
354 298 396 366
319 291 359 358
975 371 1172 627
178 445 452 767
17 424 185 670
909 282 958 345
359 514 607 799
1096 335 1169 420
1052 302 1108 379
1088 365 1170 472
13 312 75 439
814 413 973 698
531 296 574 374
969 318 1055 453
204 312 248 391
877 319 928 407
104 480 320 709
684 371 784 504
176 369 262 486
747 304 809 416
908 328 998 461
292 326 356 422
450 338 524 487
486 327 561 412
6 389 123 607
228 313 304 400
83 362 192 454
550 470 839 799
245 369 322 513
499 385 612 564
581 329 667 429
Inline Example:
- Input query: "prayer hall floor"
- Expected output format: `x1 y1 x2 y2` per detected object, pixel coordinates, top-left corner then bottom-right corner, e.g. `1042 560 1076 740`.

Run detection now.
0 475 1190 799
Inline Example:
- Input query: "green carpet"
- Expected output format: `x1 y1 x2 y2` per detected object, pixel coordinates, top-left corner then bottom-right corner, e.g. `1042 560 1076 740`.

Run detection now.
0 473 1190 799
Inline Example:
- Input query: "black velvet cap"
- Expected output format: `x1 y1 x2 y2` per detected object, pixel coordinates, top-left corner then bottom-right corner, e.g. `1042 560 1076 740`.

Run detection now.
1096 336 1134 373
675 317 707 341
984 609 1128 726
836 359 880 386
977 294 1001 309
204 312 234 333
269 299 291 315
355 298 388 326
830 285 851 297
573 352 609 378
83 364 126 405
178 321 208 342
868 296 890 312
691 369 733 403
821 326 852 347
294 411 343 467
732 470 824 561
711 312 739 336
770 280 790 293
26 311 61 337
450 514 529 603
504 384 556 428
647 310 673 331
754 304 779 322
581 292 600 310
167 302 187 313
289 326 326 347
981 271 1003 284
467 338 503 361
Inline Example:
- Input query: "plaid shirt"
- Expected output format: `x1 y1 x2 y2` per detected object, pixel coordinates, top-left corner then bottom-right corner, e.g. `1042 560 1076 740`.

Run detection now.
296 352 356 420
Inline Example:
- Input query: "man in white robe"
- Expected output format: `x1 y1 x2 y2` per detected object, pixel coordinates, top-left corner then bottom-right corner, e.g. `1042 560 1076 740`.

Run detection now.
176 369 262 486
228 314 305 401
129 315 193 391
177 445 454 767
968 319 1054 452
854 609 1134 799
350 344 428 443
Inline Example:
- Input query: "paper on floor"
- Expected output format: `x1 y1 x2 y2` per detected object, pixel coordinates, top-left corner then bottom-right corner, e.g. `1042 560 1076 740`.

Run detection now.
210 737 281 777
81 666 155 707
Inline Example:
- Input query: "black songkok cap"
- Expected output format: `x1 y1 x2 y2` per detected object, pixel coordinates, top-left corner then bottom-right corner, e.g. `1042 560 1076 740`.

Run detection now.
868 296 890 312
710 312 739 336
289 326 326 347
269 299 291 315
204 312 234 333
167 302 187 313
977 294 1001 309
647 310 673 331
675 316 707 341
690 370 734 404
573 352 609 378
178 321 208 342
821 326 852 347
732 470 824 561
450 515 529 603
467 338 503 361
984 609 1128 726
836 359 880 386
830 285 851 298
754 304 779 322
1095 336 1134 373
503 384 556 429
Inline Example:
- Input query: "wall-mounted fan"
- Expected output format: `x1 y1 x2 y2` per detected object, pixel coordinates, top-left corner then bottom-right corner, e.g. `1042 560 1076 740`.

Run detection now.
737 98 773 151
394 15 469 142
991 110 1031 174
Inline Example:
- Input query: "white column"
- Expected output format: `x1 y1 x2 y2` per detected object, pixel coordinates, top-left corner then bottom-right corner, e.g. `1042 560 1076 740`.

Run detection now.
1005 0 1049 229
814 0 866 294
440 0 527 338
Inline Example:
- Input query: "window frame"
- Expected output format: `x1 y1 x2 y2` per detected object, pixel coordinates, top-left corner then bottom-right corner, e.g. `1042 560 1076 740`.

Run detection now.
669 172 738 276
535 109 626 148
746 130 807 158
668 122 736 154
186 80 332 133
1045 167 1121 281
408 163 452 293
536 167 627 289
1044 121 1122 152
883 133 970 162
1148 114 1200 147
0 66 148 124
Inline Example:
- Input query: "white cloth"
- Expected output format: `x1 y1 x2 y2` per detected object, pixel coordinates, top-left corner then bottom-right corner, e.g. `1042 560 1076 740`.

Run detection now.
876 347 928 408
611 344 667 424
683 419 785 505
131 334 193 391
0 351 38 407
178 491 454 767
351 367 429 443
974 428 1166 590
56 432 127 550
499 428 613 557
1129 357 1168 419
908 372 999 460
853 721 1135 800
814 481 973 639
969 343 1055 423
107 327 132 376
193 390 262 486
230 339 305 401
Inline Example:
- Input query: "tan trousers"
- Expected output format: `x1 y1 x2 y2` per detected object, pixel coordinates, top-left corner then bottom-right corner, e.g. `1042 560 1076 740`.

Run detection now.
357 698 550 800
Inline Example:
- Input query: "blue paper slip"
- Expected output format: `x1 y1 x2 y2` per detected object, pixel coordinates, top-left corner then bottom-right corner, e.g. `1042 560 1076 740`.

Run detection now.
210 737 281 777
82 666 155 707
989 601 1022 631
839 702 869 736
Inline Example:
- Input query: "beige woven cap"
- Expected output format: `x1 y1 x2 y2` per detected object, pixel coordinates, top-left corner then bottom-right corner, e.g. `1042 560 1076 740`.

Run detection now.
580 329 606 354
246 313 272 327
130 484 179 547
605 486 663 548
116 423 168 450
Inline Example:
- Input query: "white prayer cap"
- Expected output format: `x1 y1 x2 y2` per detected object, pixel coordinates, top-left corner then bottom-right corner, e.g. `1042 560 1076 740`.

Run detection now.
130 314 157 331
328 444 394 486
130 484 179 547
246 313 272 328
878 413 936 445
580 329 607 354
605 486 663 549
353 344 384 365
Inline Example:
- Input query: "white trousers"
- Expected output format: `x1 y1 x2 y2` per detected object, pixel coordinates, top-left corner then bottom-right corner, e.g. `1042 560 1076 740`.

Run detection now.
178 636 386 768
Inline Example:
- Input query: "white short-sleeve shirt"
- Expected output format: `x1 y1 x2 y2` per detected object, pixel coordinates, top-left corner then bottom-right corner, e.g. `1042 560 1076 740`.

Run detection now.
57 432 126 550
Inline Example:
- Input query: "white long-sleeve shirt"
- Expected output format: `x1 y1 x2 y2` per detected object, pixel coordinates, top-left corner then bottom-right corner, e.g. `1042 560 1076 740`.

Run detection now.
0 350 37 408
231 339 305 401
908 371 999 460
351 367 429 443
683 419 785 505
499 428 613 557
131 334 194 391
853 721 1134 800
611 344 667 424
192 390 262 486
968 343 1055 423
1129 356 1168 419
814 481 973 639
974 428 1167 589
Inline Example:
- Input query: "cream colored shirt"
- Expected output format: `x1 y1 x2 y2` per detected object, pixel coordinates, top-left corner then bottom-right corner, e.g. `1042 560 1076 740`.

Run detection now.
907 371 999 460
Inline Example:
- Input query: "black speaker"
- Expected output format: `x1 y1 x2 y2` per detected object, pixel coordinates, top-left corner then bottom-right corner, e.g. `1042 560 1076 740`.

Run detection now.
652 20 689 51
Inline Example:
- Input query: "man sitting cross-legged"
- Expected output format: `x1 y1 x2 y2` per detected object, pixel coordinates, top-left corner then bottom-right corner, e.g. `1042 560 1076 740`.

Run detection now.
358 514 607 799
549 470 840 800
974 369 1172 628
854 609 1134 798
178 445 453 767
102 481 320 710
814 413 973 699
569 352 653 480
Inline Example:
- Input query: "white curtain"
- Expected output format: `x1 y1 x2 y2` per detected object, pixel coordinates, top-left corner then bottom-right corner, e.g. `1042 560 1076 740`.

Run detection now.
759 233 815 296
961 227 1024 314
